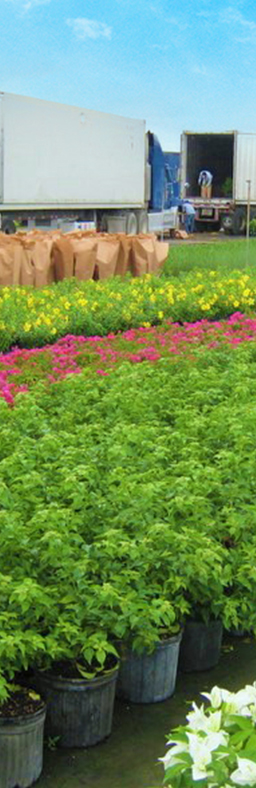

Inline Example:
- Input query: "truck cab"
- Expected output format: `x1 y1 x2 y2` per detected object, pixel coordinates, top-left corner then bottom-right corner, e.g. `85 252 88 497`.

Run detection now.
146 131 180 234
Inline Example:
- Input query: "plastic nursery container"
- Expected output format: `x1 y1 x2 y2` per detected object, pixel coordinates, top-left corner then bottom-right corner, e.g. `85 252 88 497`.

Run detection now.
116 632 182 704
0 703 46 788
38 664 119 748
178 620 223 672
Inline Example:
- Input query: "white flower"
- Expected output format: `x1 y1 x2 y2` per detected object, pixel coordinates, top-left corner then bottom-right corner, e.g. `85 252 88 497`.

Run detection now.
186 702 209 731
202 683 256 717
201 686 223 709
187 703 222 734
234 686 256 713
187 733 213 780
202 686 232 708
187 730 228 781
230 757 256 786
159 739 189 769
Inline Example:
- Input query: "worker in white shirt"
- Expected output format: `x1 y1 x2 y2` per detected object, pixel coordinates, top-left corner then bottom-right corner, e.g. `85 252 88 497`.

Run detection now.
183 200 196 233
198 170 213 187
198 170 213 198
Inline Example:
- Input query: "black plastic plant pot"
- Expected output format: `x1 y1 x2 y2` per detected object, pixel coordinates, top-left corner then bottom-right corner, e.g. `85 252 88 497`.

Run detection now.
37 664 119 748
116 632 182 704
178 620 223 672
0 703 46 788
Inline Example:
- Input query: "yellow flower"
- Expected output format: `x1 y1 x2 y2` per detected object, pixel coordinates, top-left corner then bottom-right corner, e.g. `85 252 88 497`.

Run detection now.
23 322 31 332
158 311 164 320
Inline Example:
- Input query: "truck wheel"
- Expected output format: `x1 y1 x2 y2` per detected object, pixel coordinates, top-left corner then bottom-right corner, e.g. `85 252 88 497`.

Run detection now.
137 211 148 234
231 208 246 235
2 217 16 234
126 212 138 235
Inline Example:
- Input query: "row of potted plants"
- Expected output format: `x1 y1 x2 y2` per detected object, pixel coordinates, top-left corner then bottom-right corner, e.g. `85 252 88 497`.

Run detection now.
1 337 256 783
0 618 223 788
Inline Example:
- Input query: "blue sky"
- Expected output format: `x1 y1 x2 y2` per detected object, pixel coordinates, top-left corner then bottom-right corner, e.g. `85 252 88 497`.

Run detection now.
1 0 256 151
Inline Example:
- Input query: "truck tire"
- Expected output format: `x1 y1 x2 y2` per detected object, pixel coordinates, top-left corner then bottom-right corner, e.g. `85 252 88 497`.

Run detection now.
231 207 246 235
126 212 138 235
2 217 16 234
137 211 148 234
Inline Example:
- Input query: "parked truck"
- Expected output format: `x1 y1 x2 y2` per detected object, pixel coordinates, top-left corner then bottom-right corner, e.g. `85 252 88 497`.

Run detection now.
180 131 256 234
0 91 180 235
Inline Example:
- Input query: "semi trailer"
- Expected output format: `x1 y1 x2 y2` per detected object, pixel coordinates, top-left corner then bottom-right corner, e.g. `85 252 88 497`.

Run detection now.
0 92 180 235
180 131 256 234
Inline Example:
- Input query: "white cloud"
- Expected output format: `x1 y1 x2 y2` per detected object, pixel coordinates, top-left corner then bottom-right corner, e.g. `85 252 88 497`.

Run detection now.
219 6 256 44
66 17 112 41
192 64 209 76
4 0 50 10
220 6 256 32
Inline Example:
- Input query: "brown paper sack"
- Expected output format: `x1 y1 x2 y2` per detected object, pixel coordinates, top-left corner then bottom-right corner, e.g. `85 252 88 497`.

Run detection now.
130 235 156 276
32 237 55 287
95 236 120 279
151 238 169 272
115 234 132 276
0 238 21 286
71 237 97 281
17 237 36 287
51 237 74 281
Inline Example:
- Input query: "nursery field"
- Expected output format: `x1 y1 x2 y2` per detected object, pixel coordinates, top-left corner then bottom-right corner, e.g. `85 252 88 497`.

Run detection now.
1 238 256 788
0 239 256 353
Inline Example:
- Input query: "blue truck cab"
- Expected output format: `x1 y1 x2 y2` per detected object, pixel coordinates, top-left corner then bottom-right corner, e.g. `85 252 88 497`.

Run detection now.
147 132 181 233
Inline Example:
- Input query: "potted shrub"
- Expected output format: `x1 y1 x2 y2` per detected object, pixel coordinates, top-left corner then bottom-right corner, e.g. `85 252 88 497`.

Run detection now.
175 533 231 671
160 681 256 788
0 675 46 788
76 527 188 705
35 627 119 748
110 591 184 704
222 539 256 638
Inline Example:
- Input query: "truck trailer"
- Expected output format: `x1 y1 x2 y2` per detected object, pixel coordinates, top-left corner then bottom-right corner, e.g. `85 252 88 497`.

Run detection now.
180 131 256 234
0 92 180 235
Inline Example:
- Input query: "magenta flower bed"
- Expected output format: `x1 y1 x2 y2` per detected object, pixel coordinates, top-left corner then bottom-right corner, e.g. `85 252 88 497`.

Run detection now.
0 312 256 406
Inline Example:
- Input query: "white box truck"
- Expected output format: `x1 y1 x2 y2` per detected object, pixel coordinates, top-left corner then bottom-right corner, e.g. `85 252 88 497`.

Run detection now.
0 92 179 235
180 131 256 234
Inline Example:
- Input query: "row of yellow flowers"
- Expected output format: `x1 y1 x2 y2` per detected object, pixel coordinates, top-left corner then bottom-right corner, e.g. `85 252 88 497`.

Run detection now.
0 269 255 350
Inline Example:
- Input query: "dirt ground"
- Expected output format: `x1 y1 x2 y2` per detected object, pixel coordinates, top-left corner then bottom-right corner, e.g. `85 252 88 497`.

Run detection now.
169 231 246 245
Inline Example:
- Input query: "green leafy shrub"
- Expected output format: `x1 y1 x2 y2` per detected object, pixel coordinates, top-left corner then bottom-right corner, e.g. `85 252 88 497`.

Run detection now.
1 340 256 696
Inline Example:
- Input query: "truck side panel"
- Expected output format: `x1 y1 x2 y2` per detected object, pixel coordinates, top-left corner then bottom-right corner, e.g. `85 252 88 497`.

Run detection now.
1 93 146 207
0 95 3 202
235 134 256 201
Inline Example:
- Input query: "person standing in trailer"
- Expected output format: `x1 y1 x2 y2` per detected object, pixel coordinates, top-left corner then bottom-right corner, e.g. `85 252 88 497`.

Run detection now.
198 170 213 198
